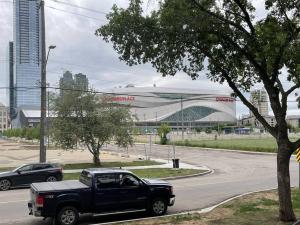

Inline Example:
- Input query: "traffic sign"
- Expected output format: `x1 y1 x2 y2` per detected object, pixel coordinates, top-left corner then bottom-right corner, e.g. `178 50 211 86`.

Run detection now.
296 148 300 163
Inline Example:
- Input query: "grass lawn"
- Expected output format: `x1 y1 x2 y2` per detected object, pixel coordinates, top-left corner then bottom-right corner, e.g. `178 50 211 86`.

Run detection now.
174 138 278 153
62 160 162 170
118 189 300 225
63 168 205 180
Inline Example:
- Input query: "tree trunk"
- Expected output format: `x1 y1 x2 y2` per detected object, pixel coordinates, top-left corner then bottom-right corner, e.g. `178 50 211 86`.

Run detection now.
277 142 296 221
93 150 101 166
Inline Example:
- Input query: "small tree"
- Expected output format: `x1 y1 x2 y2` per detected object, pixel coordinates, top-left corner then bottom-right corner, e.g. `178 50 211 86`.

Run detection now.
158 123 171 145
51 89 134 165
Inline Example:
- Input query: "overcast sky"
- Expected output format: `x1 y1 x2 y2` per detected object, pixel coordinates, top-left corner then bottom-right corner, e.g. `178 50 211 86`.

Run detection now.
0 0 299 117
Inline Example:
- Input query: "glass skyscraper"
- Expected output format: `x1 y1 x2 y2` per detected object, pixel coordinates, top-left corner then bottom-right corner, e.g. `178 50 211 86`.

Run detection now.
14 0 41 107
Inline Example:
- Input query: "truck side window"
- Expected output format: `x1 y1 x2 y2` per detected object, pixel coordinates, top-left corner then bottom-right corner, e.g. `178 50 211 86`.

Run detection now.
96 174 117 189
120 174 140 187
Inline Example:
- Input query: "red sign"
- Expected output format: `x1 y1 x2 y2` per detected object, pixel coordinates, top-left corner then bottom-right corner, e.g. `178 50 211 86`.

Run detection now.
103 96 135 102
216 97 234 102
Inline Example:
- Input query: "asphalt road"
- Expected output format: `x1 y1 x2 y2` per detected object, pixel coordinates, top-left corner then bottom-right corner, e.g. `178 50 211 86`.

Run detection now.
0 145 299 225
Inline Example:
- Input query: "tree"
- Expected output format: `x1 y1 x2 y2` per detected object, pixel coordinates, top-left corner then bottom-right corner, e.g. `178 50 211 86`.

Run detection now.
158 123 171 144
51 89 134 165
96 0 300 221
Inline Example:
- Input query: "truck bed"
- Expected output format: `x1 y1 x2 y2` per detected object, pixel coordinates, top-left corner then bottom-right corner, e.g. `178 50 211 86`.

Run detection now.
31 180 89 192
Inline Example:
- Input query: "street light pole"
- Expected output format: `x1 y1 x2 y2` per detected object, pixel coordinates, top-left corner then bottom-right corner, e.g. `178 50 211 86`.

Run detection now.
39 0 56 163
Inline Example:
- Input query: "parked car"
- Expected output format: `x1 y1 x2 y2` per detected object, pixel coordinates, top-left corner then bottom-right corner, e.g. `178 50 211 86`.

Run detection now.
0 163 63 191
28 168 175 225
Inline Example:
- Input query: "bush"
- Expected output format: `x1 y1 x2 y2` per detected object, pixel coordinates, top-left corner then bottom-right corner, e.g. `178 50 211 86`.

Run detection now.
158 124 171 145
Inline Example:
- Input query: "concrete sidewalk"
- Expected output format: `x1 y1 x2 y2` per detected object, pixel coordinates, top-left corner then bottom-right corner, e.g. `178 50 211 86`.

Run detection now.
63 158 209 173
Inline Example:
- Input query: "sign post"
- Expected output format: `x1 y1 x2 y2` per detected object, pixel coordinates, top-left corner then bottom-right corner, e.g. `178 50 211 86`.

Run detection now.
296 148 300 188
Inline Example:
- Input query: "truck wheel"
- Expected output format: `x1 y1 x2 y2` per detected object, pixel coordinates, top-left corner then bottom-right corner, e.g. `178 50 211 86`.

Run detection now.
0 179 11 191
149 198 167 216
56 206 79 225
46 176 57 182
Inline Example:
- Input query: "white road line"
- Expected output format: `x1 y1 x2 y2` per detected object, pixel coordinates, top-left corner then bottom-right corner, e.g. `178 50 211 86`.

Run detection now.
0 199 27 204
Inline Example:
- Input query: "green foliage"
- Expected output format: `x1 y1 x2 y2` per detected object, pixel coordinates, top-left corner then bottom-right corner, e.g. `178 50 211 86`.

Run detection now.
157 123 171 145
3 127 40 140
51 89 134 165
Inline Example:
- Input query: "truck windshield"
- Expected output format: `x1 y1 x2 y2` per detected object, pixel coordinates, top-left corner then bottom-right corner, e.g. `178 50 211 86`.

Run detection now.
79 171 92 187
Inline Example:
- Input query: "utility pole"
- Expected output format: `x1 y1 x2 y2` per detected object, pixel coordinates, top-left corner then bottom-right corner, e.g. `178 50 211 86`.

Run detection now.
47 90 50 148
181 96 184 140
40 0 46 163
39 0 56 162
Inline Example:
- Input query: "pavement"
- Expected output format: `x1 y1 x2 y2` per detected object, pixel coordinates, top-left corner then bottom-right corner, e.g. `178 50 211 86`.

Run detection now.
0 141 299 225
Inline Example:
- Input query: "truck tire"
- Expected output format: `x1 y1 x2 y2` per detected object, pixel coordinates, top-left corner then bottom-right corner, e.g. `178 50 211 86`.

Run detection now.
55 206 79 225
149 198 167 216
0 179 11 191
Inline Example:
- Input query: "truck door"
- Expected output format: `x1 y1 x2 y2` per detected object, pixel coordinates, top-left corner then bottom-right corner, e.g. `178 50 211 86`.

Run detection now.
118 173 147 210
94 173 120 213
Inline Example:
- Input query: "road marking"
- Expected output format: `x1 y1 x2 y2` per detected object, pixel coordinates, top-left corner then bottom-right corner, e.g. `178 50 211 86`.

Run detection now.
0 199 27 204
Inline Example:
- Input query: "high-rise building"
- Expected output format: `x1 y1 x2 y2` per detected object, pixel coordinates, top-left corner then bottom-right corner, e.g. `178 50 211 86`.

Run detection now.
59 71 74 96
250 88 268 116
74 73 88 91
59 71 89 96
8 41 16 120
14 0 41 107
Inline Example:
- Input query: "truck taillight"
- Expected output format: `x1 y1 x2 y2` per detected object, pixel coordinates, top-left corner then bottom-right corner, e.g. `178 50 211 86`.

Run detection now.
36 195 44 207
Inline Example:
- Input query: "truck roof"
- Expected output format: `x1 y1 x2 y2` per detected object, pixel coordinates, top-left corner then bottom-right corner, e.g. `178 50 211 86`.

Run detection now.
83 168 133 174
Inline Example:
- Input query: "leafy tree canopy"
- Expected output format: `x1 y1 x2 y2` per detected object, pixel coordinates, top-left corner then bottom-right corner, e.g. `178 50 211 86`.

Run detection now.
51 89 134 165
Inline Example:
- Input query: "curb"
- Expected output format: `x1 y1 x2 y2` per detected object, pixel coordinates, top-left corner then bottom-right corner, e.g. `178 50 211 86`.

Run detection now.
91 187 278 225
162 169 214 181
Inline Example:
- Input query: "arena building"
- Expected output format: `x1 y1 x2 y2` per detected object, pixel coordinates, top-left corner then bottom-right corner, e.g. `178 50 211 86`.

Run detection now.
101 86 237 130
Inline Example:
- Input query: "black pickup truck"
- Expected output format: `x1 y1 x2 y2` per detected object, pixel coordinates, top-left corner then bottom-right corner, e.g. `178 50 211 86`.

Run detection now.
28 168 175 225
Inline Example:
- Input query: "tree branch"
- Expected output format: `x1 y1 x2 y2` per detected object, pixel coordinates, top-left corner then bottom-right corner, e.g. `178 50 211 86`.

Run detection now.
276 77 285 94
286 84 300 96
191 0 253 38
232 0 256 35
199 46 277 137
277 0 295 33
223 72 277 137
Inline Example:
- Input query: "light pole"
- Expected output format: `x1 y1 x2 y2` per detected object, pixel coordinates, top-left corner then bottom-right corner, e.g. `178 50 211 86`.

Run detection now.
40 44 56 163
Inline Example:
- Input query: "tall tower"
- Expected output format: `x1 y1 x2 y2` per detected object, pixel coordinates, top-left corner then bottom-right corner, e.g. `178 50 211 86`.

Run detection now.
74 73 88 91
8 41 16 120
59 71 74 97
14 0 41 107
250 88 268 116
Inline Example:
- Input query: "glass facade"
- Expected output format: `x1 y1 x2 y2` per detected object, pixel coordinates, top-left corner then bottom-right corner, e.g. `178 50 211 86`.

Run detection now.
14 0 41 107
162 106 218 122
